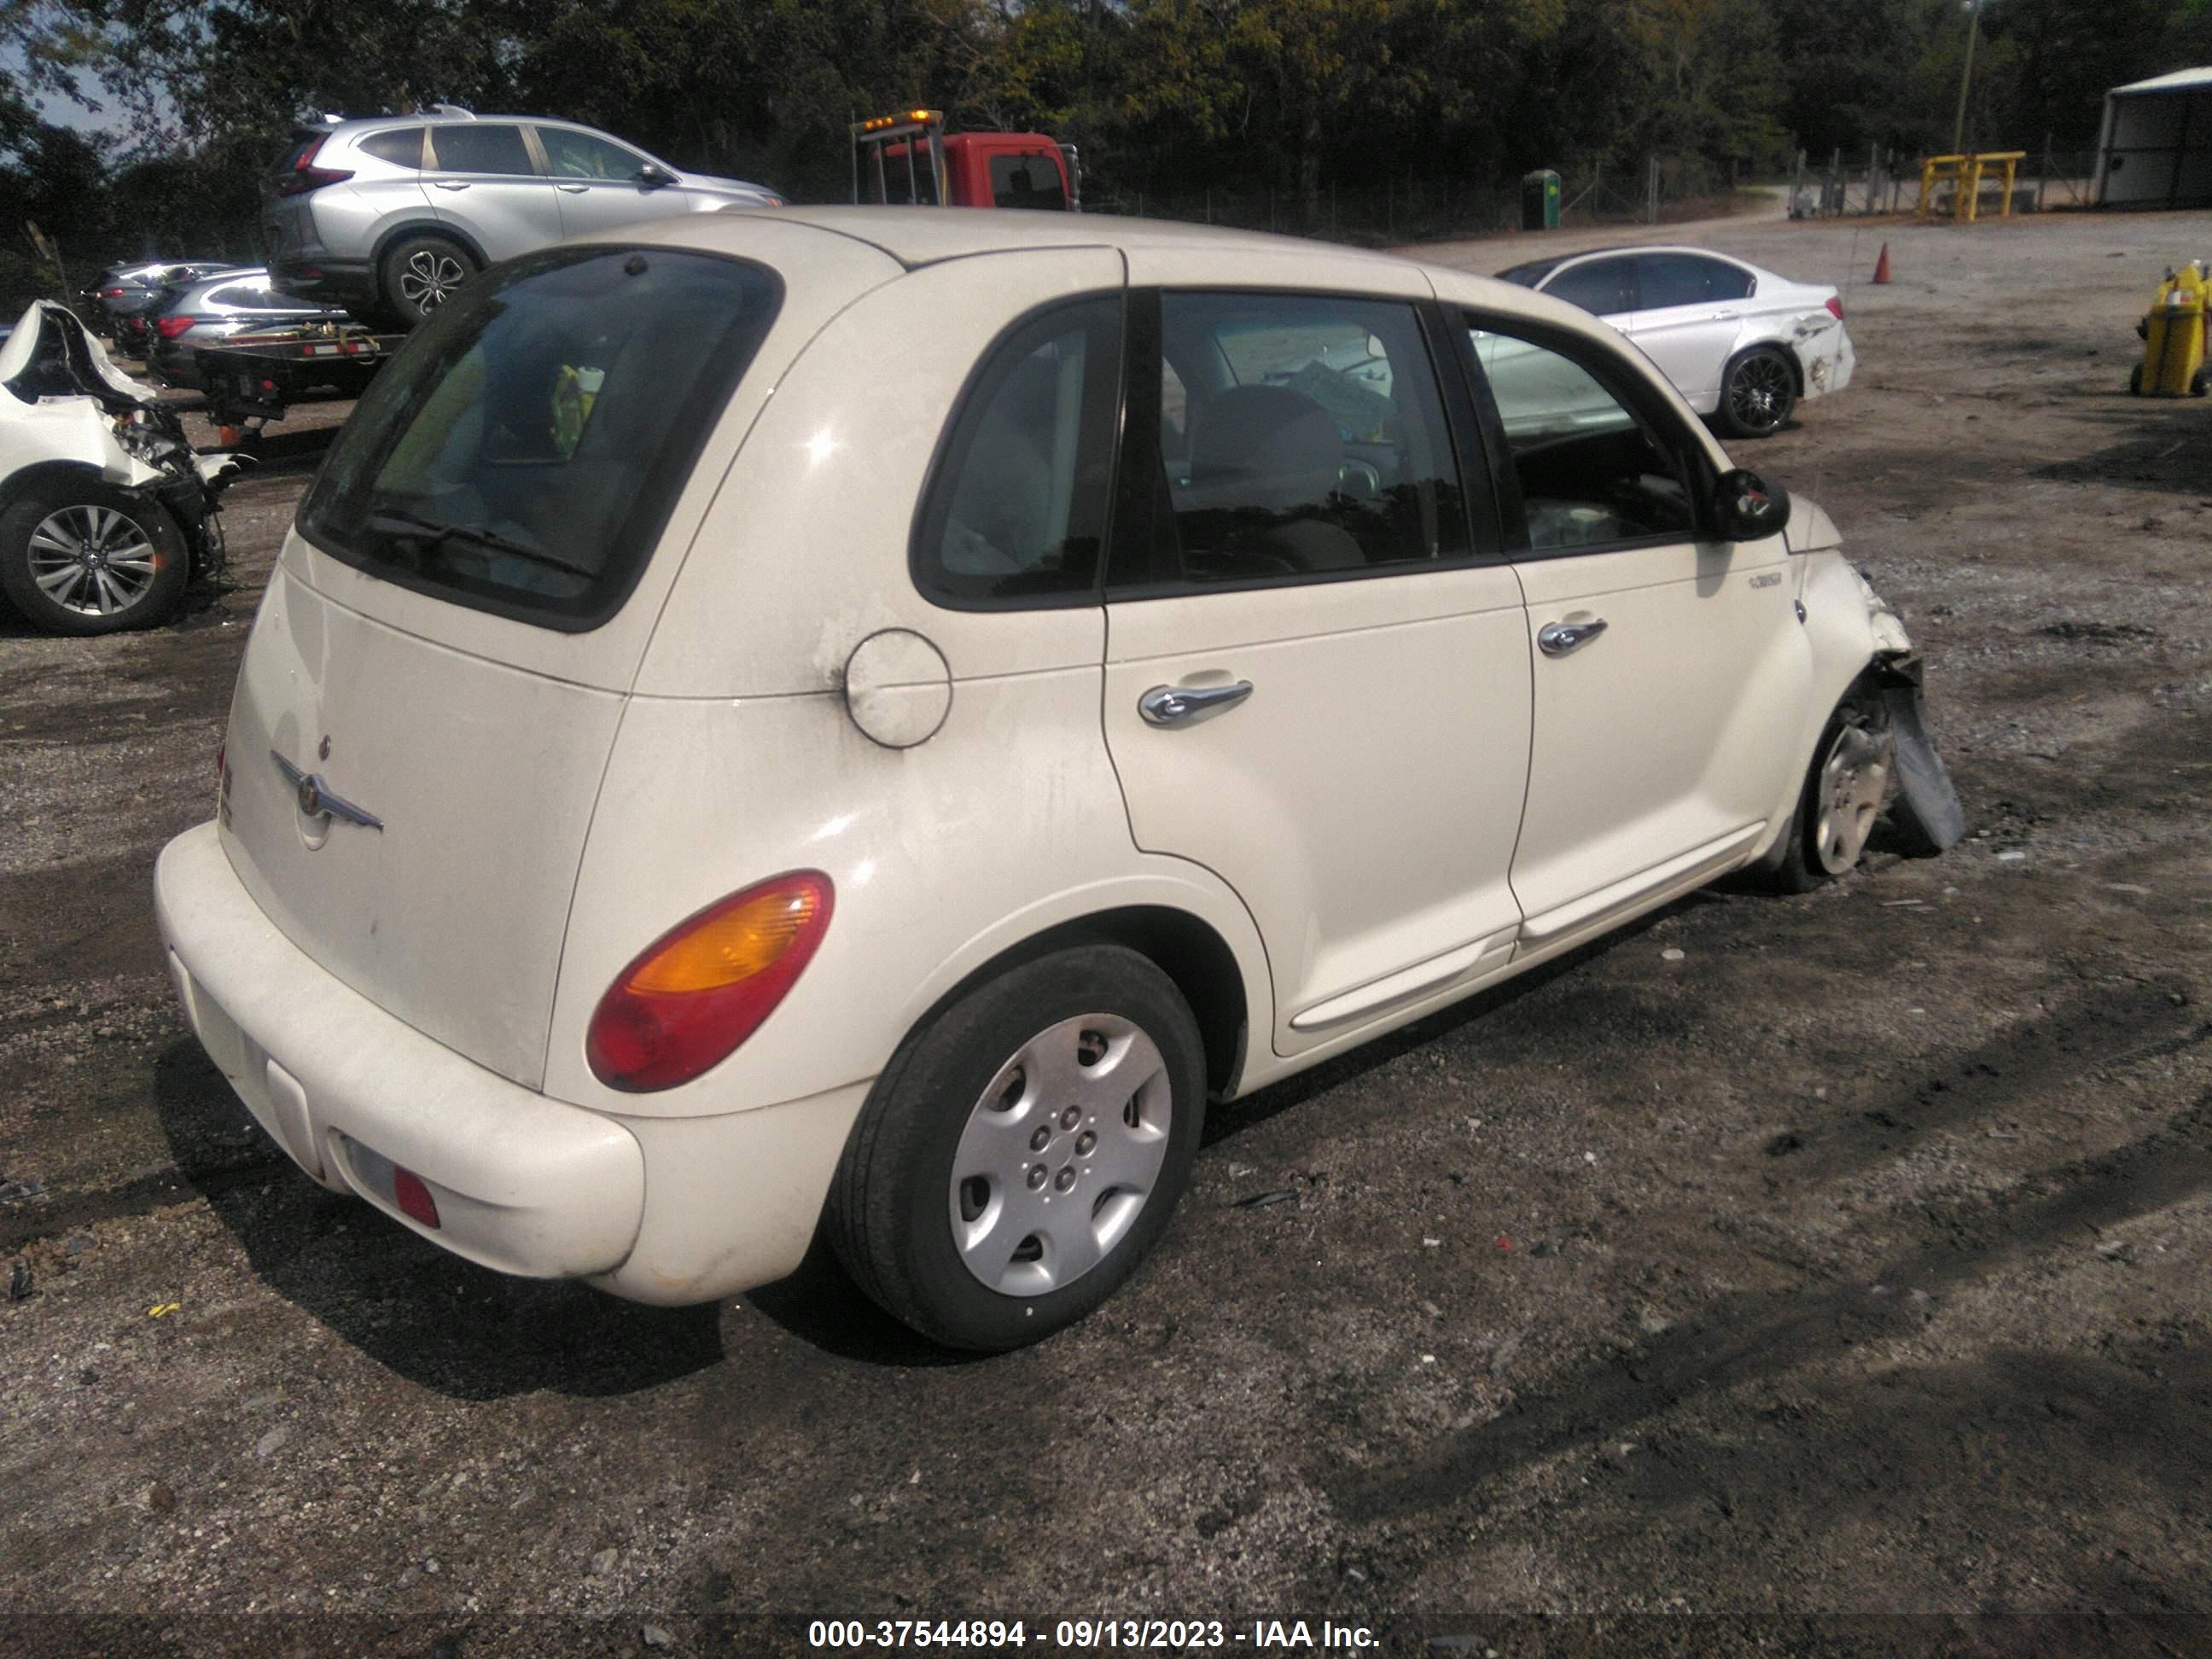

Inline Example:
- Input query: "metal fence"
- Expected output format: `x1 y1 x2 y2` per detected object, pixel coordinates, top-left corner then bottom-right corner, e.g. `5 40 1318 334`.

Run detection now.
1089 154 1742 247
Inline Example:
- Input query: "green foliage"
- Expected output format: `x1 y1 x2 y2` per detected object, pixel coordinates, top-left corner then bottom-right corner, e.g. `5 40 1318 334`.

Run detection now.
15 0 2212 270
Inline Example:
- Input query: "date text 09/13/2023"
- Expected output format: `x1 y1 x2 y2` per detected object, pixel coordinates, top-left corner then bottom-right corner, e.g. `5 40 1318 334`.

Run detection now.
805 1619 1381 1650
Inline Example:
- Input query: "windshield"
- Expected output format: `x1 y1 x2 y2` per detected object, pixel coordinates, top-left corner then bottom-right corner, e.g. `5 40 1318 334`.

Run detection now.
298 247 783 630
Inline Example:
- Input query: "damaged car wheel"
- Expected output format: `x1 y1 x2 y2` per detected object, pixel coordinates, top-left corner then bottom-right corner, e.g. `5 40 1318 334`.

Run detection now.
1751 692 1896 894
0 478 189 635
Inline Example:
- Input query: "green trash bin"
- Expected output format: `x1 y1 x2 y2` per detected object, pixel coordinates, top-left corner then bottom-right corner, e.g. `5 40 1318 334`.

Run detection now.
1521 169 1561 231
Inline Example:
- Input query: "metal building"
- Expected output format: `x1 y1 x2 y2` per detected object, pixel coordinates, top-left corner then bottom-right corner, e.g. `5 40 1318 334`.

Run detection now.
2095 67 2212 208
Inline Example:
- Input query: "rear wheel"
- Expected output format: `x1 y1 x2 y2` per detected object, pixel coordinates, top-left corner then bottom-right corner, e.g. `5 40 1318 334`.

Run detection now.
379 233 476 329
1714 346 1797 439
1749 692 1896 894
830 945 1206 1350
0 480 189 636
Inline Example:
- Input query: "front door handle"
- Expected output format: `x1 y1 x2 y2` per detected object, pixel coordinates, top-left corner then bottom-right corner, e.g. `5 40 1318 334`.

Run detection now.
1538 618 1608 657
433 181 471 191
556 183 588 194
1139 681 1254 726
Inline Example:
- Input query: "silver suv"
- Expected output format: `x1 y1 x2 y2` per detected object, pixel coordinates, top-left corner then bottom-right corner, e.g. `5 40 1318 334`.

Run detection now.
263 109 783 328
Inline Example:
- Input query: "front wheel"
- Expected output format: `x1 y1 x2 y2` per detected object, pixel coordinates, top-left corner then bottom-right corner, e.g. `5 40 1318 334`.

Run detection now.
0 480 189 635
830 945 1207 1350
1714 346 1798 439
1749 693 1896 894
379 233 477 329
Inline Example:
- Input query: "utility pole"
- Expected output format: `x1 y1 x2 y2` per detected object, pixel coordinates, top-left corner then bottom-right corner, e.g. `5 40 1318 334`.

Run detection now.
1951 0 1984 156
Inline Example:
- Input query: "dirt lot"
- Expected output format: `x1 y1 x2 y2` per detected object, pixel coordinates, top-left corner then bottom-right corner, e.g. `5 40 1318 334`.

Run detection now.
3 209 2209 1658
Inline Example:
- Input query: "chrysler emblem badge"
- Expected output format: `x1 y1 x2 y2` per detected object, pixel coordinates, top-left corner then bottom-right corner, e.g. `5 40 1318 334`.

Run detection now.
270 750 384 832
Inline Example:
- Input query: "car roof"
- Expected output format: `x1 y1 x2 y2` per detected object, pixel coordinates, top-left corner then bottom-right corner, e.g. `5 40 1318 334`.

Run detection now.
704 205 1430 276
1538 244 1765 276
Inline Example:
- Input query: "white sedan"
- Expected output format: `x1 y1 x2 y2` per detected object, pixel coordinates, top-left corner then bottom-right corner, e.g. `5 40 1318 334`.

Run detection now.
154 209 1953 1351
1496 246 1854 438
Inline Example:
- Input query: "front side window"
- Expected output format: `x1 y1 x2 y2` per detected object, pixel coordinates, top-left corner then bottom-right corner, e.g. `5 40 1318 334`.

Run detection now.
1543 258 1633 317
912 296 1122 606
538 127 646 181
300 247 783 629
428 124 535 176
1115 291 1470 590
1466 321 1694 552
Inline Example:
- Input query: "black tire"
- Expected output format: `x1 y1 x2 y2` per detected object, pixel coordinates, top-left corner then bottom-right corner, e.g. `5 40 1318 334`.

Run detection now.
830 945 1207 1351
2191 367 2209 398
2129 363 2146 395
1747 690 1896 894
378 233 477 329
0 479 189 636
1714 346 1798 439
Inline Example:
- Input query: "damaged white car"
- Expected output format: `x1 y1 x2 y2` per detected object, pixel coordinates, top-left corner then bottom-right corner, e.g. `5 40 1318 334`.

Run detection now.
0 301 236 634
154 213 1958 1351
1495 246 1854 439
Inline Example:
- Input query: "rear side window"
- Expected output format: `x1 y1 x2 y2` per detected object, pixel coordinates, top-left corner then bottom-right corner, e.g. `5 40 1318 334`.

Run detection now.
913 296 1122 606
429 124 535 176
358 128 426 168
300 247 783 630
989 154 1066 211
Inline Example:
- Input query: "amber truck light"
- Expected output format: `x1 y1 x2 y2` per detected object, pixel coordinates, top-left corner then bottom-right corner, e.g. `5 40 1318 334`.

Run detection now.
586 872 835 1091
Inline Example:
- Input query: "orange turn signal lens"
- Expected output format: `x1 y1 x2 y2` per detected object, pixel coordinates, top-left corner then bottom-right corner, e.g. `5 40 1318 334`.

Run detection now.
586 872 835 1091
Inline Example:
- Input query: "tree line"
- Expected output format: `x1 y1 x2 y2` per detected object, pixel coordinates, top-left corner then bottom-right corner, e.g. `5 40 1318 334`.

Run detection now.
5 0 2211 281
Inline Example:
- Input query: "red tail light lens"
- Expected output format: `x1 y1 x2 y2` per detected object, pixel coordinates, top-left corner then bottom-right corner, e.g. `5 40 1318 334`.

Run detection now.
393 1167 441 1229
586 872 835 1091
154 315 198 339
276 136 353 196
101 286 125 298
1825 295 1844 320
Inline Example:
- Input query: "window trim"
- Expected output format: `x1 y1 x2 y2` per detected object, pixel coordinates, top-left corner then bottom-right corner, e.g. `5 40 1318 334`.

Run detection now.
1102 286 1499 603
1451 307 1723 563
906 291 1129 614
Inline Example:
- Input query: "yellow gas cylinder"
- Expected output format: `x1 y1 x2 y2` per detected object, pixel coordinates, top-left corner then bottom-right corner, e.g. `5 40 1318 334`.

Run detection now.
2133 260 2209 397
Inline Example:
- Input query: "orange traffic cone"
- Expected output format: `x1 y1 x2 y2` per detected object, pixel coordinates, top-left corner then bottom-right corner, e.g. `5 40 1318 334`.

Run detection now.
1871 242 1892 284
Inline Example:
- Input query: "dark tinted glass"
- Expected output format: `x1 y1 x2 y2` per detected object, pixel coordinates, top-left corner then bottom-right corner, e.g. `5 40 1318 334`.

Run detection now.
1635 253 1716 310
300 248 783 630
359 128 425 168
538 128 643 180
914 297 1121 604
1543 259 1633 316
988 154 1067 211
1464 319 1693 550
1495 259 1560 288
1121 292 1469 589
430 124 534 176
1703 257 1755 300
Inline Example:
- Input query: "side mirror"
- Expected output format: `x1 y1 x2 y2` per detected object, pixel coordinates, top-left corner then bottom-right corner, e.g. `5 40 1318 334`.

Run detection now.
637 163 675 189
1713 468 1790 541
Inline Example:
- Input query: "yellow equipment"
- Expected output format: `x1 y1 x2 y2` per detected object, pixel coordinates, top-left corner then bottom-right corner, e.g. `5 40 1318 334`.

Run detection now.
2132 261 2209 398
1916 151 2027 222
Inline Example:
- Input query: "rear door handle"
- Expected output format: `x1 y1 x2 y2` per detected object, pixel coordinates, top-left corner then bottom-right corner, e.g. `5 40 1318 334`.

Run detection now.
1139 681 1254 726
1538 618 1608 657
556 183 588 194
433 181 470 191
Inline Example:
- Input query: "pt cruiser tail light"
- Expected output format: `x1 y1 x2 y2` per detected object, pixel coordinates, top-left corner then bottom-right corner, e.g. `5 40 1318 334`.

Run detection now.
586 872 835 1092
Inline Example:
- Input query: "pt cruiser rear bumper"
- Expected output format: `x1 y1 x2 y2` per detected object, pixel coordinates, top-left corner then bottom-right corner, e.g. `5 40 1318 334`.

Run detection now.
153 823 868 1302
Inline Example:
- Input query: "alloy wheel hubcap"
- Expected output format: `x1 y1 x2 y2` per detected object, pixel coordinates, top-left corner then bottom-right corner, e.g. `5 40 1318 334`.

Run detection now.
28 505 160 615
1813 723 1894 874
400 251 467 311
948 1013 1173 1296
1732 358 1790 428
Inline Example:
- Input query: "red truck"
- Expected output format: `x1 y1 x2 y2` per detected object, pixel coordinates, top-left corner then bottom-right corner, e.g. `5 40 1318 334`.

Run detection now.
851 109 1080 212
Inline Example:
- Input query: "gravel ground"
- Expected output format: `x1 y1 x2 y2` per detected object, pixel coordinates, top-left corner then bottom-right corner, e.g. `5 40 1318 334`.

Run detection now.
2 209 2209 1658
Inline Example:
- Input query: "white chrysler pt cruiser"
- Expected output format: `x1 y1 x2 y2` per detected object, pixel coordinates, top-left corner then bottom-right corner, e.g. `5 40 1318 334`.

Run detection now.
154 210 1958 1349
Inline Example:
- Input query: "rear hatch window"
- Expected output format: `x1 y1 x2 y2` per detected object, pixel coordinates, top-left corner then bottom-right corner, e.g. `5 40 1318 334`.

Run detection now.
297 246 783 630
